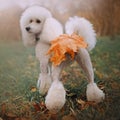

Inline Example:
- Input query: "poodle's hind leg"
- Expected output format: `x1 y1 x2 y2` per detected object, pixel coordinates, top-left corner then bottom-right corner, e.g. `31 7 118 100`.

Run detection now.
75 48 105 103
45 63 66 113
36 43 52 95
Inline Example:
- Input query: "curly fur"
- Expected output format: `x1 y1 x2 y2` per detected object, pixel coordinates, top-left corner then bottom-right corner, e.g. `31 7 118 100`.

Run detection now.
65 16 96 51
20 5 52 46
20 6 105 113
45 81 66 113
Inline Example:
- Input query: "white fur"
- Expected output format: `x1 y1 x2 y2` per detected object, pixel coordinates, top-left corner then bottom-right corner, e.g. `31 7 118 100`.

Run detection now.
65 16 96 51
45 81 66 113
20 5 52 46
20 5 63 93
39 18 63 44
20 7 105 112
37 73 52 95
20 6 65 112
86 83 105 103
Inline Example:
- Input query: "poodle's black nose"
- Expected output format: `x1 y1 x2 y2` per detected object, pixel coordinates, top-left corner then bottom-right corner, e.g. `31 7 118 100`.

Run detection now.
26 27 30 31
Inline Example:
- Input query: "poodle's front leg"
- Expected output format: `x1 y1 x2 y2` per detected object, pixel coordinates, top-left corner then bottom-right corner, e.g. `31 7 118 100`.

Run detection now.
37 58 52 94
36 43 52 94
75 48 105 103
45 63 66 113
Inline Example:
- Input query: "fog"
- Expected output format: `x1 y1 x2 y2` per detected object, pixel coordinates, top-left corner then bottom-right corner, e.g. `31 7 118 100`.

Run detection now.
0 0 102 15
0 0 100 40
0 0 109 41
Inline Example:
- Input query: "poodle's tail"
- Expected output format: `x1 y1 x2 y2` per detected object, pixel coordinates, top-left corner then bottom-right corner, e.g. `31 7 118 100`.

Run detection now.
65 16 96 51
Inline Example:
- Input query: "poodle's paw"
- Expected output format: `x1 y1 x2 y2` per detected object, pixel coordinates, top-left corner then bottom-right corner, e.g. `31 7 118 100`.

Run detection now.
86 83 105 103
45 81 66 113
37 73 52 95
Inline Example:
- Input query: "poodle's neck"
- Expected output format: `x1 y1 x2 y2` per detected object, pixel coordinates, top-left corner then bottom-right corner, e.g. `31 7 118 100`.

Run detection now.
35 32 41 42
35 35 40 42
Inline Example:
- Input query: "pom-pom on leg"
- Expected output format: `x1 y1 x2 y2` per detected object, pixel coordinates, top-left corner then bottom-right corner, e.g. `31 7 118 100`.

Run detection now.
45 81 66 113
37 73 52 95
86 83 105 103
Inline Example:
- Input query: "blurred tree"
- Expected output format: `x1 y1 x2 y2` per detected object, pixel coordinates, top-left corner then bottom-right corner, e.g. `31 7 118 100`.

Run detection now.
91 0 120 36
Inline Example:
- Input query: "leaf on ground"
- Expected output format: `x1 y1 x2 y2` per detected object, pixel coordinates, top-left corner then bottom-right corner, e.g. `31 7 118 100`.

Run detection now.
67 92 76 97
33 103 41 112
33 102 46 112
62 113 76 120
5 112 17 119
110 81 120 89
95 70 103 79
30 86 37 92
1 103 6 115
15 117 31 120
77 99 95 110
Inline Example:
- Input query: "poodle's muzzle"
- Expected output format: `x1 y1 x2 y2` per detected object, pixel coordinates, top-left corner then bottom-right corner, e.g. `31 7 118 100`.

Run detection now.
26 27 30 32
25 27 40 41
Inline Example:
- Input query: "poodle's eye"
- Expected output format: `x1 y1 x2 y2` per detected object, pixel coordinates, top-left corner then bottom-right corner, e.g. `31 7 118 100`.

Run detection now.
36 19 41 23
30 20 33 23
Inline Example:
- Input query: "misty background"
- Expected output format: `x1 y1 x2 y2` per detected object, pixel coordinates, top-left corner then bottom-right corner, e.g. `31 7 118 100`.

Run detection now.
0 0 120 41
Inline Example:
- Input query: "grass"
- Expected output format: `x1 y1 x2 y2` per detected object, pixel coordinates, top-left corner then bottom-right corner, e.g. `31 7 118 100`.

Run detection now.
0 36 120 120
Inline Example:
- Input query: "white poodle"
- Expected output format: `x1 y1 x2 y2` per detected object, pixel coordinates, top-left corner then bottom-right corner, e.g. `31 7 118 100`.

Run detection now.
20 6 105 113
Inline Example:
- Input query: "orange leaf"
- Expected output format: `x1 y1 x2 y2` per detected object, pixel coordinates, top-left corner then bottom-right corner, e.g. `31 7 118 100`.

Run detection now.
1 103 6 115
47 33 87 66
33 103 40 112
30 86 37 92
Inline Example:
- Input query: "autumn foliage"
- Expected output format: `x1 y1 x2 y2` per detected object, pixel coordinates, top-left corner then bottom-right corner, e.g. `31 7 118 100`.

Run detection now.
47 33 87 66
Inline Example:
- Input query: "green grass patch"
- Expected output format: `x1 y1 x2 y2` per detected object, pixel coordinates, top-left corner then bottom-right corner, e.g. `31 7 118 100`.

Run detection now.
0 36 120 120
0 42 39 101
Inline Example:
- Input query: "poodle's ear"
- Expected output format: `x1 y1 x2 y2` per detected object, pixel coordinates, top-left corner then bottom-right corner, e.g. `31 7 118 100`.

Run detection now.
40 18 63 44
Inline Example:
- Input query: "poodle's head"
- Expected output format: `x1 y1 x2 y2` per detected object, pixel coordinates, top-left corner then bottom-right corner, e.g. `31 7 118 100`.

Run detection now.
20 6 52 46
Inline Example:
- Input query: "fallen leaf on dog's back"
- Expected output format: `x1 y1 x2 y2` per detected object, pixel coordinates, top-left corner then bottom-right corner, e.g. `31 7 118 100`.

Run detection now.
47 33 87 66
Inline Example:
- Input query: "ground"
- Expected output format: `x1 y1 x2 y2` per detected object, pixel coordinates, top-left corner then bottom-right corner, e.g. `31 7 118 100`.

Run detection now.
0 36 120 120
